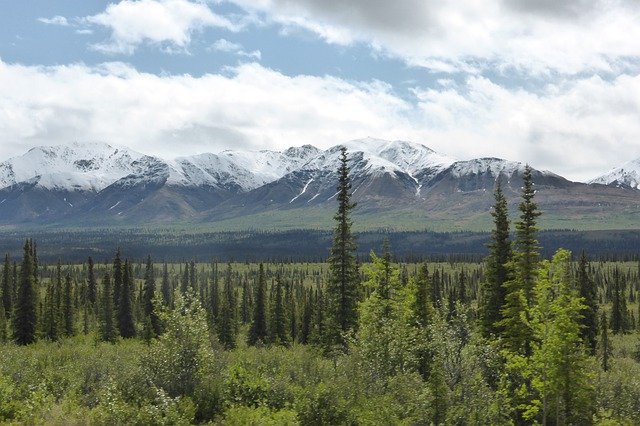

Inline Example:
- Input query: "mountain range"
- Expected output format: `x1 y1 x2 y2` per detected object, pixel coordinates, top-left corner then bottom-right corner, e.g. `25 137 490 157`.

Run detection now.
1 138 639 232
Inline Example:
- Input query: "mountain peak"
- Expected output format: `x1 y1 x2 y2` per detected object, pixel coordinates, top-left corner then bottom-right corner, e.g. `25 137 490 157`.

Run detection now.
589 157 640 189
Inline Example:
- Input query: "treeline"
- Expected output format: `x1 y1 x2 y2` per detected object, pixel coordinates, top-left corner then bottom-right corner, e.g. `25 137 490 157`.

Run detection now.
3 227 640 263
0 151 639 424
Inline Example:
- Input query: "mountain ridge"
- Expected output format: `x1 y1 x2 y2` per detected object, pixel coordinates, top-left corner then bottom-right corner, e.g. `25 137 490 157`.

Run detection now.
1 139 639 230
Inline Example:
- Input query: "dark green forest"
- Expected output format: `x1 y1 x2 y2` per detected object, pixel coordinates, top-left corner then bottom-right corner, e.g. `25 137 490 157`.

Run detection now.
1 151 640 425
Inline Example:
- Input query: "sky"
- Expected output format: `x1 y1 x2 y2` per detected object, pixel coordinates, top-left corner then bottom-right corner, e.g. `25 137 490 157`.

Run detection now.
1 0 640 181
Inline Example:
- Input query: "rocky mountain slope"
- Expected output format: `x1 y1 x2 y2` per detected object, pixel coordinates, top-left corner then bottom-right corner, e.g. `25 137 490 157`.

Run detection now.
1 139 639 230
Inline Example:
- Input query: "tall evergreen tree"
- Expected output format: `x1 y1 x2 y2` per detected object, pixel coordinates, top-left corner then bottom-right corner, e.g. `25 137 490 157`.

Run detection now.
142 255 160 335
117 259 136 338
62 274 74 337
209 266 220 324
240 279 251 325
181 262 190 294
1 254 11 318
43 276 59 341
528 249 594 425
270 275 290 346
113 249 123 309
480 180 512 337
500 165 541 356
577 251 598 354
412 263 433 327
611 267 629 334
87 256 97 306
13 240 37 345
218 263 237 349
161 262 172 307
600 311 612 372
326 147 359 348
101 273 117 342
248 263 268 345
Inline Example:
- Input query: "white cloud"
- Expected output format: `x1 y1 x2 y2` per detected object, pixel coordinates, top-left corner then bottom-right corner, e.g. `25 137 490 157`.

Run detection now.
209 38 261 59
38 16 69 26
229 0 640 75
83 0 241 54
0 59 639 181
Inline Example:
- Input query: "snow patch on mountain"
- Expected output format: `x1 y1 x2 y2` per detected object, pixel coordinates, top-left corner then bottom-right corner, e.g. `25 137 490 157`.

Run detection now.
589 158 640 189
0 142 145 191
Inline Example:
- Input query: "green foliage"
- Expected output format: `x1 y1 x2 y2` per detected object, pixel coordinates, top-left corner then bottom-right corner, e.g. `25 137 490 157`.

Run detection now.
220 405 299 425
248 263 268 346
118 259 136 338
143 291 218 399
354 250 420 380
528 249 595 424
480 180 512 337
13 240 37 345
326 147 360 348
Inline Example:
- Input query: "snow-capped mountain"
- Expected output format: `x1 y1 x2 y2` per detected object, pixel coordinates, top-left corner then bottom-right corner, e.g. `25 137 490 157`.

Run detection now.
0 142 146 192
589 158 640 190
1 138 639 228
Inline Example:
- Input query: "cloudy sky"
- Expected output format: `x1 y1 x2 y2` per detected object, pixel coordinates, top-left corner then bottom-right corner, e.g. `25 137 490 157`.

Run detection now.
1 0 640 181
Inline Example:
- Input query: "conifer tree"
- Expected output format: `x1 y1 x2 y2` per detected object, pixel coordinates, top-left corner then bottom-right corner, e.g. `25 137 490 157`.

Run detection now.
101 273 117 342
326 147 359 348
480 180 512 337
600 311 612 372
62 274 74 337
0 303 6 342
611 268 629 334
13 240 37 345
412 263 433 327
311 288 326 345
181 262 189 294
43 278 58 341
577 251 598 354
248 263 268 345
209 267 220 324
218 263 237 348
241 279 251 324
270 275 290 346
528 249 594 424
117 259 136 338
87 256 97 306
113 249 123 309
300 290 313 345
142 255 160 335
500 165 541 356
1 254 11 318
161 262 172 307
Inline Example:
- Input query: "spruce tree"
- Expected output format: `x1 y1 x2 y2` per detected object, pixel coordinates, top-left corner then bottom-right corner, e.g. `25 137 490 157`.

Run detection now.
113 249 123 309
600 311 611 372
142 255 159 335
62 274 74 337
87 256 97 306
161 262 172 307
209 267 220 324
326 146 359 348
181 262 189 294
13 240 37 345
43 278 58 341
117 259 136 338
0 303 6 342
577 251 598 354
271 275 290 346
248 263 268 345
480 180 512 337
500 165 540 356
611 268 627 334
412 263 433 327
101 273 117 342
1 254 11 318
218 263 237 349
